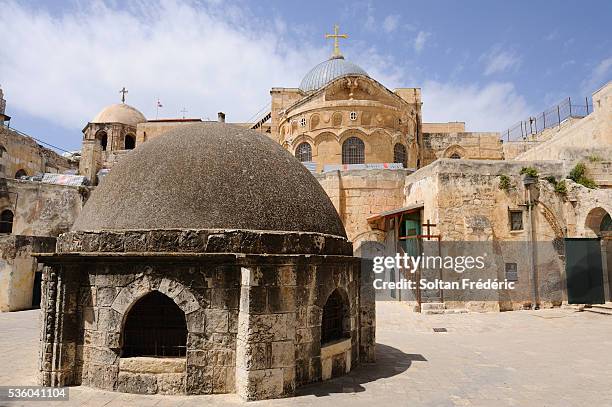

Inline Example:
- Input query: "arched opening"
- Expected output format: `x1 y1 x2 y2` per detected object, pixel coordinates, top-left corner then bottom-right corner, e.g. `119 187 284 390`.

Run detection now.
585 207 610 236
321 288 350 345
122 291 187 357
342 136 365 165
97 131 108 151
0 209 13 233
14 169 27 179
124 134 136 150
295 142 312 162
393 143 407 168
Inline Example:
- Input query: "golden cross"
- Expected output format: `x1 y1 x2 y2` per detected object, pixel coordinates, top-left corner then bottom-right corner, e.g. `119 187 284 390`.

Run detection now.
325 24 348 58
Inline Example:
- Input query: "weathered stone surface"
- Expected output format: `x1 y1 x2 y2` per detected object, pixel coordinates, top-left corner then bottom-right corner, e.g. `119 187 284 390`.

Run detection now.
117 372 158 394
120 357 186 374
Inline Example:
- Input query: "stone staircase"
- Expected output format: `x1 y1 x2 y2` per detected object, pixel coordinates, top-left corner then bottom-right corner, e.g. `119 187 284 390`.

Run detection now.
584 303 612 316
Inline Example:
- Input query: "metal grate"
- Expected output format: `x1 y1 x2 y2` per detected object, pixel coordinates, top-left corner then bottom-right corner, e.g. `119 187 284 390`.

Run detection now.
433 328 447 333
393 143 407 167
295 142 312 162
122 291 187 357
342 136 365 165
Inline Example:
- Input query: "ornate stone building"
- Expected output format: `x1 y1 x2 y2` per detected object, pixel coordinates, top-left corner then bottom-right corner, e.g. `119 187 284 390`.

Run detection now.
36 123 375 400
79 102 146 184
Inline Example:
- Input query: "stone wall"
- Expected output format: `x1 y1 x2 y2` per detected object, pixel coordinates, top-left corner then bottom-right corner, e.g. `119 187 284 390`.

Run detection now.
0 179 86 237
421 132 503 165
404 159 570 311
0 235 55 311
0 126 74 178
316 169 408 249
514 82 612 161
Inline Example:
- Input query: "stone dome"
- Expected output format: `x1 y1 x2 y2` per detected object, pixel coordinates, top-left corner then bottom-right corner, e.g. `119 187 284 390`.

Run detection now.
72 122 347 237
91 103 146 126
299 56 368 92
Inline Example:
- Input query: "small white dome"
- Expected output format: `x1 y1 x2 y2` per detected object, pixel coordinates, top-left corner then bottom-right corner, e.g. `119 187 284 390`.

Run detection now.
92 103 146 126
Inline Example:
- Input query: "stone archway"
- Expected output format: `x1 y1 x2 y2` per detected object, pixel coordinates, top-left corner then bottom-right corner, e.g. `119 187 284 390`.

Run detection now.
584 207 612 302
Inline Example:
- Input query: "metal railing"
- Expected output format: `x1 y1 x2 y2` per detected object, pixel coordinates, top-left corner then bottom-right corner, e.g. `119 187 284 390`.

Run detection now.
502 97 593 142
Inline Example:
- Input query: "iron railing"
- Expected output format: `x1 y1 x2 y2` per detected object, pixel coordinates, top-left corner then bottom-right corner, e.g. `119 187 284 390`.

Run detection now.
502 97 593 142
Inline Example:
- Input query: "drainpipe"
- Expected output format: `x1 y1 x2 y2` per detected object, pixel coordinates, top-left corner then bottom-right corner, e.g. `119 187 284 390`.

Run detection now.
523 176 539 309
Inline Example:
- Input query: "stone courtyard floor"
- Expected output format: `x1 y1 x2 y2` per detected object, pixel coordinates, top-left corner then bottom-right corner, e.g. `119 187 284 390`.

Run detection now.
1 302 611 407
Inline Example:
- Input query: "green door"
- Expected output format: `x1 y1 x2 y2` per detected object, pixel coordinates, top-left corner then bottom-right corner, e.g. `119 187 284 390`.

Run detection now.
565 238 605 304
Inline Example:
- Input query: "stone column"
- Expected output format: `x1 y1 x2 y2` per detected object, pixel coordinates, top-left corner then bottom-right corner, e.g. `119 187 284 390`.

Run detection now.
39 265 79 387
235 266 296 401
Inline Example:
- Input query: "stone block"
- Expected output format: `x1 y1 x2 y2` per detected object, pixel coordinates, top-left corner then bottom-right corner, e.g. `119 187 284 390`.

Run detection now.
187 350 210 367
98 308 121 332
186 309 206 333
117 372 158 394
212 366 232 393
123 232 147 252
271 341 294 368
205 309 229 333
186 365 213 394
158 278 184 300
174 288 201 314
277 266 297 286
240 286 267 314
267 286 296 313
237 368 284 401
96 286 117 307
157 373 185 394
120 357 186 374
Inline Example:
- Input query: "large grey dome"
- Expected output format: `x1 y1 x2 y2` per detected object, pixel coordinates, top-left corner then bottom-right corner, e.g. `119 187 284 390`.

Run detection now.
72 122 346 237
299 56 368 92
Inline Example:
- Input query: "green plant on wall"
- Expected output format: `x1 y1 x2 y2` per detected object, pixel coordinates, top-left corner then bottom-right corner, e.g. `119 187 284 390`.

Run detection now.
568 162 598 189
499 174 512 191
519 167 539 178
554 180 567 195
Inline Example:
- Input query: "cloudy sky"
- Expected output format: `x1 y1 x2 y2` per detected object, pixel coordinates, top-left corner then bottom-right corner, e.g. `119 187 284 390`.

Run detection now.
1 0 611 151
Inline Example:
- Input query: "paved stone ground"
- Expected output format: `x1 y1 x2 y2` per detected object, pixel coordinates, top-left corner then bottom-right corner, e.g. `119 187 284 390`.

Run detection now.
1 303 612 407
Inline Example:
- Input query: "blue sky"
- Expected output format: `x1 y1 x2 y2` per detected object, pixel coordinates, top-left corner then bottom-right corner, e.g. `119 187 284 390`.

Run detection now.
1 0 611 152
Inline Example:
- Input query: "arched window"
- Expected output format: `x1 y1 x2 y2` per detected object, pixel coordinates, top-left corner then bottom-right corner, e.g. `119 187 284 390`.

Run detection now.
342 137 365 165
0 209 13 233
450 153 461 159
97 132 108 151
295 142 312 162
321 289 350 345
124 134 136 150
15 169 27 179
393 143 407 168
122 291 187 357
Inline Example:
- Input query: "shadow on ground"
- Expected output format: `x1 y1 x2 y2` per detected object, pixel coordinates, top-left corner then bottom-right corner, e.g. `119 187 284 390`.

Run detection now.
297 343 426 397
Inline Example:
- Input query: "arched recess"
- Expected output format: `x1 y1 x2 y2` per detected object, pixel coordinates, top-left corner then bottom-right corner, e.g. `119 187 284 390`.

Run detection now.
314 132 339 164
321 288 351 345
310 114 320 131
585 207 612 237
96 131 108 151
0 209 13 233
443 144 467 159
14 169 27 179
122 291 187 357
124 134 136 150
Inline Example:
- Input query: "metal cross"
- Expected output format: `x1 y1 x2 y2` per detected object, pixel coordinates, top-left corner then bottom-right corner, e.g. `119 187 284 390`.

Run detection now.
325 24 348 58
119 87 128 103
180 107 188 119
422 219 437 237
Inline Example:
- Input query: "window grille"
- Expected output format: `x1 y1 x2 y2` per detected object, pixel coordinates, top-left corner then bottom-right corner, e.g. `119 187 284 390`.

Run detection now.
295 142 312 162
342 137 365 164
393 143 407 167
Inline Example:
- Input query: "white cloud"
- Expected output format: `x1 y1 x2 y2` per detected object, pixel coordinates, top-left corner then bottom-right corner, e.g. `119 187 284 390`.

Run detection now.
421 81 531 132
382 15 399 33
481 47 522 75
414 31 430 53
582 56 612 94
0 0 330 130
